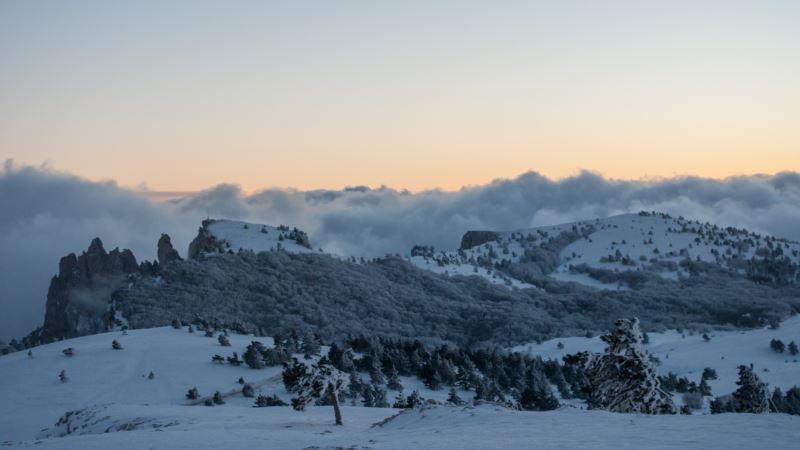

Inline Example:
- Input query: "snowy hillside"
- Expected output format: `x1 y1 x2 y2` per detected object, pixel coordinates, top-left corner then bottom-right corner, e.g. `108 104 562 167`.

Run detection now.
516 315 800 402
189 219 316 258
2 322 800 449
408 212 800 290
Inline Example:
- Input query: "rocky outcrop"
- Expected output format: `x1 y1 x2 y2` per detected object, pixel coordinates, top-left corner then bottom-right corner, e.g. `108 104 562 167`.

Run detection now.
187 219 225 260
41 238 140 342
459 231 500 250
157 234 182 266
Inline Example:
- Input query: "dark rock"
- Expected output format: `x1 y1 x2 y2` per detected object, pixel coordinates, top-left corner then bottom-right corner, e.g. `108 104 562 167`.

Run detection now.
188 219 224 260
40 238 140 343
157 234 182 266
459 231 500 250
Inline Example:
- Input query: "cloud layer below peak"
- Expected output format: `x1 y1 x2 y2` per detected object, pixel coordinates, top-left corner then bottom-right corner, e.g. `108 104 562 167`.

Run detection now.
2 161 800 340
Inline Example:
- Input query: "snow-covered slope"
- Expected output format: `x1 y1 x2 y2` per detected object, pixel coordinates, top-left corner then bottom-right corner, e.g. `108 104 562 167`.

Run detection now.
2 321 800 448
515 315 800 398
189 219 317 258
408 212 800 290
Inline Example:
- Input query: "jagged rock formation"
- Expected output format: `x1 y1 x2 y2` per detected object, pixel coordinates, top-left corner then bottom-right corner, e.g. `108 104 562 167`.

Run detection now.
187 219 225 260
460 231 500 250
41 238 140 342
157 234 182 265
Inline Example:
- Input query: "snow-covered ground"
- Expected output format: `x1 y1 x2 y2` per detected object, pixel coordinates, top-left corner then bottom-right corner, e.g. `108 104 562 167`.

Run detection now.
2 319 799 449
516 315 800 398
205 220 316 255
408 212 800 290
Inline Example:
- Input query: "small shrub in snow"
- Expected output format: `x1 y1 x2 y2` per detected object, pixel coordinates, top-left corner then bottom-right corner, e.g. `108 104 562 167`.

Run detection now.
218 335 231 347
770 339 786 353
242 383 255 398
59 370 67 383
186 387 199 400
171 319 182 329
254 394 287 407
62 348 74 357
147 371 155 380
111 340 123 350
213 391 225 405
788 341 798 356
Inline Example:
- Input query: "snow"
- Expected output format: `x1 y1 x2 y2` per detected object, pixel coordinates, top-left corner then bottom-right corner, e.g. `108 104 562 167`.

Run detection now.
407 212 800 290
205 220 315 255
515 315 800 399
2 319 800 448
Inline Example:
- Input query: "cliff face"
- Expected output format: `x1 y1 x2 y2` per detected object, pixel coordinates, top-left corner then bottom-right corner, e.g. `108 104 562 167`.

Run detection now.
459 231 500 250
40 238 141 342
157 233 182 265
187 219 225 260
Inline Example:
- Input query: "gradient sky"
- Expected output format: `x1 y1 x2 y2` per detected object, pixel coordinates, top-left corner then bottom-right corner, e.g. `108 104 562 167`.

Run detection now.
1 0 798 192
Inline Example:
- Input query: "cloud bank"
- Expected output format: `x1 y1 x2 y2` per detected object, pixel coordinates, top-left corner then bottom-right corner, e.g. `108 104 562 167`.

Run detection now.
2 160 800 341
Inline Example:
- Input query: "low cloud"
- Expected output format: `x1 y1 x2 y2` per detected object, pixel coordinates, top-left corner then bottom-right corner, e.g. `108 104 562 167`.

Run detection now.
2 160 800 341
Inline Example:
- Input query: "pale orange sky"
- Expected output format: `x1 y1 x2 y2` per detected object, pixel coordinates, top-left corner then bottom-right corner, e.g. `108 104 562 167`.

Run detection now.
1 1 798 192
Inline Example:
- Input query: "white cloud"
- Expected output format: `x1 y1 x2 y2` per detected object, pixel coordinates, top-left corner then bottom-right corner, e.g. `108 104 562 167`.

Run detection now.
2 161 800 341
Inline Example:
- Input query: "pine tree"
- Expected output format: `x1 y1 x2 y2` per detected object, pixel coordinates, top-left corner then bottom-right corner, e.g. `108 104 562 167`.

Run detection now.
770 339 786 353
112 340 123 350
284 359 348 425
148 371 155 380
218 335 231 347
447 388 464 405
186 387 199 400
244 342 266 369
732 365 769 413
242 383 255 398
213 391 225 405
584 318 675 414
788 341 798 356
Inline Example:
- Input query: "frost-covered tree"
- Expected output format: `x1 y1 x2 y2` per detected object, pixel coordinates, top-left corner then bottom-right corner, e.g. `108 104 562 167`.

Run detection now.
788 341 798 356
584 318 675 414
284 359 348 425
218 335 231 347
770 339 786 353
732 365 769 413
112 340 123 350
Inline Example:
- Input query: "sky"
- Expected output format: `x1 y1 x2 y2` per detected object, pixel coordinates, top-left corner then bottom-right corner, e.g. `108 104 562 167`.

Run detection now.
1 1 800 341
1 0 798 192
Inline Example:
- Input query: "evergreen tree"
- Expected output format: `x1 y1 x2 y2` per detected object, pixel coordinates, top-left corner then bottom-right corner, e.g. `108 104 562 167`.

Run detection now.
701 367 718 381
244 342 266 369
186 387 199 400
242 383 255 398
218 335 231 347
254 394 288 407
392 391 407 409
770 339 786 353
583 318 675 414
284 359 348 425
732 365 769 413
148 371 155 380
386 365 403 391
112 339 123 350
62 347 74 357
59 369 67 383
447 388 464 405
213 391 225 405
788 341 799 356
